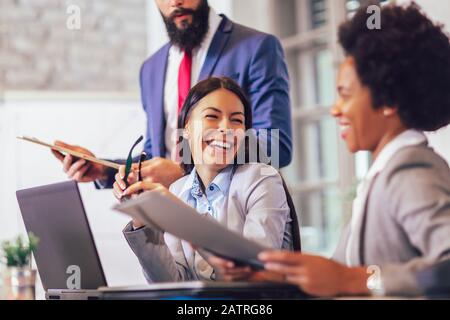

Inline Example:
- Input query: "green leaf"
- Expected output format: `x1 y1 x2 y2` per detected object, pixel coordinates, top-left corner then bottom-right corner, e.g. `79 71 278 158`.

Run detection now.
1 233 40 268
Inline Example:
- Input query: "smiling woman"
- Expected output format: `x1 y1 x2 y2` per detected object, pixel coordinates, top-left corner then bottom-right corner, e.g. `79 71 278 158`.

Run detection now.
176 77 253 175
252 2 450 298
113 77 296 283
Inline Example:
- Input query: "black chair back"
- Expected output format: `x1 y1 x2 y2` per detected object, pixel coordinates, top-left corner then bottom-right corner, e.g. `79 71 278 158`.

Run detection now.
281 178 301 252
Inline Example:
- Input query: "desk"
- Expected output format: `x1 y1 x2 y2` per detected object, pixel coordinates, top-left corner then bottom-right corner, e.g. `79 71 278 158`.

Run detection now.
46 282 309 300
99 287 308 300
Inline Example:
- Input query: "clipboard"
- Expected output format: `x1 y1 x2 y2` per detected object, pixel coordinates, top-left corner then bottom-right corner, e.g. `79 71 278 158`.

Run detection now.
17 136 121 170
113 191 268 270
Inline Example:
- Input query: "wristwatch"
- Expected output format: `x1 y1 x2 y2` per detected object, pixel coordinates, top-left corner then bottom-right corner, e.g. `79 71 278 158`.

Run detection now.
366 266 386 297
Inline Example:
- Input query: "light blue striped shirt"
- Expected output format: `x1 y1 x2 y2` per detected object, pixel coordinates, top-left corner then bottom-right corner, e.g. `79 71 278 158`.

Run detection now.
183 166 235 220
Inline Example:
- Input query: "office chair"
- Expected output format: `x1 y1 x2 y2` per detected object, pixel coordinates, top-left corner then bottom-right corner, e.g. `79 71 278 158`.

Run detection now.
281 178 302 252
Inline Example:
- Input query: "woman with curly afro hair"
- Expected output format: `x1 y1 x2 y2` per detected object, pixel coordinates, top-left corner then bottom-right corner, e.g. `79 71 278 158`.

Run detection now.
210 2 450 297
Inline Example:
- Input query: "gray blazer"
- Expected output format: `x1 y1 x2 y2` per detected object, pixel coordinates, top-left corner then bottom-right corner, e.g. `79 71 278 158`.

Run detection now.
333 144 450 296
123 163 293 283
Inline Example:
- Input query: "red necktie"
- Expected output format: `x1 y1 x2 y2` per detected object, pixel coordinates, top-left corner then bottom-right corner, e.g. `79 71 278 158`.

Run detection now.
178 50 192 114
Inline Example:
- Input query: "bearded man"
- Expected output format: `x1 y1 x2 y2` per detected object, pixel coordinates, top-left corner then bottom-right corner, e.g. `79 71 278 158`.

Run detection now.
53 0 293 188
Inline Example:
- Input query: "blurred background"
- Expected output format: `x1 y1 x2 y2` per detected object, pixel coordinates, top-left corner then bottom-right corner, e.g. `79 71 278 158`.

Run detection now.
1 0 449 297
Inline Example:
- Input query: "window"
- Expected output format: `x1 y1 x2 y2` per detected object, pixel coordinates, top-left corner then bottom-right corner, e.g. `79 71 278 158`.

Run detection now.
277 0 390 255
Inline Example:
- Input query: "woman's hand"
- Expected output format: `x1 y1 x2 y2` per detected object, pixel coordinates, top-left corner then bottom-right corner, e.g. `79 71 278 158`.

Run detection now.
113 164 172 229
113 164 138 201
208 256 253 281
113 159 184 201
207 256 285 283
258 251 370 297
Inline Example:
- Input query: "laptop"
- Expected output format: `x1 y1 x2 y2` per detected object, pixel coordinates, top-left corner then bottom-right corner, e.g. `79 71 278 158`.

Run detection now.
16 181 308 300
16 181 106 300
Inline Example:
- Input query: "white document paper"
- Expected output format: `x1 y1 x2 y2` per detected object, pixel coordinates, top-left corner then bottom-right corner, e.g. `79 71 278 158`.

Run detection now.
113 192 268 269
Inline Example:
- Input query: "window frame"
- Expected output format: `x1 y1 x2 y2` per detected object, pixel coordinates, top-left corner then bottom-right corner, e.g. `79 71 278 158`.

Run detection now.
280 0 357 254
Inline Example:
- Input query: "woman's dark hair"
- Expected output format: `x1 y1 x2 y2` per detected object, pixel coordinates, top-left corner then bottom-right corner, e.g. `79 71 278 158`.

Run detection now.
338 2 450 131
177 77 253 174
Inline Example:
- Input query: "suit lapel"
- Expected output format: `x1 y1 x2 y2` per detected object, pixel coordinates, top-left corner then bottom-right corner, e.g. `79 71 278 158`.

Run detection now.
151 44 171 157
349 175 378 266
199 14 234 81
152 16 234 156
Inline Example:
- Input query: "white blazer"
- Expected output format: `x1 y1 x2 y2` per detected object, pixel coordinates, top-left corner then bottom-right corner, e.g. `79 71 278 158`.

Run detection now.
123 163 293 282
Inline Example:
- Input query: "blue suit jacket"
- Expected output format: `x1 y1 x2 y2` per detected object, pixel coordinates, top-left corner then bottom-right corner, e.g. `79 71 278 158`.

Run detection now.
140 15 292 167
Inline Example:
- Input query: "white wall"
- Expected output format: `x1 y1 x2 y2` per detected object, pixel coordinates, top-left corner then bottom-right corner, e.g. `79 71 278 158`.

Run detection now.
0 92 148 299
402 0 450 20
232 0 277 34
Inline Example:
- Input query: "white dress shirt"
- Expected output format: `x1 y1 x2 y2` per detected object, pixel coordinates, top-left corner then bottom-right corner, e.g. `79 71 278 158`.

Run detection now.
346 129 427 266
164 9 222 160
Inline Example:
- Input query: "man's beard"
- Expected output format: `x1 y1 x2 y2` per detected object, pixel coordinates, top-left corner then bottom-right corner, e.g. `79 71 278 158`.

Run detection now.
162 0 210 52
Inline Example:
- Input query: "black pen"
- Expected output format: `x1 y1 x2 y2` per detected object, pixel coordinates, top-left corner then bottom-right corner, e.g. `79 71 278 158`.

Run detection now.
137 151 147 194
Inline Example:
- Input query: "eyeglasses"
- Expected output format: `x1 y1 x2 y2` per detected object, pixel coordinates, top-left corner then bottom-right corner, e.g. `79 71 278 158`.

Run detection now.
124 135 145 188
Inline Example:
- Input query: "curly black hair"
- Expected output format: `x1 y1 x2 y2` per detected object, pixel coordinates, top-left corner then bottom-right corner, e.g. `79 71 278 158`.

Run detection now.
338 2 450 131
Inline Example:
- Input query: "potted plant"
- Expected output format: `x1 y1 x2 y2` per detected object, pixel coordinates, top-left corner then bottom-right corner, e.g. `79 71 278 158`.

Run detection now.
1 233 39 300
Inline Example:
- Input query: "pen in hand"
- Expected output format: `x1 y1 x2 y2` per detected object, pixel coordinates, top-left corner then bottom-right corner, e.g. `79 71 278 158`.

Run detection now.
118 151 147 202
136 151 147 195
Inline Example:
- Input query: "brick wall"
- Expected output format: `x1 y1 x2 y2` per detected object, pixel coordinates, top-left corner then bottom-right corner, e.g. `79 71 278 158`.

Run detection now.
0 0 148 91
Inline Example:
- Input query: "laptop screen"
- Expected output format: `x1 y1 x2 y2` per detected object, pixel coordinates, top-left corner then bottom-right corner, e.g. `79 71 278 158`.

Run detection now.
16 181 107 290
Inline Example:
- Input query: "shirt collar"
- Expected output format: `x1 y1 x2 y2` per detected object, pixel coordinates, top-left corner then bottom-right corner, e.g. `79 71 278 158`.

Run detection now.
191 173 203 199
366 129 427 180
179 165 235 200
207 165 234 196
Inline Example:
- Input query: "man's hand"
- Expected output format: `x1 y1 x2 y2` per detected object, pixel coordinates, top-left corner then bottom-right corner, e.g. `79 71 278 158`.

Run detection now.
129 157 184 188
259 251 370 297
51 141 107 183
